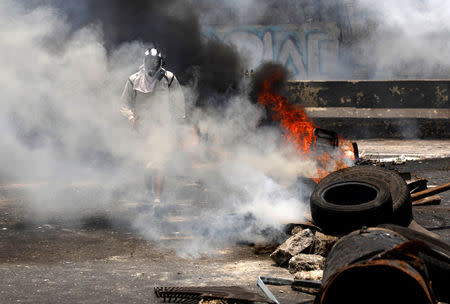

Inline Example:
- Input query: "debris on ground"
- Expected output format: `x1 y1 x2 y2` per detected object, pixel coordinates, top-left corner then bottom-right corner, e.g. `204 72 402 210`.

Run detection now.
407 178 429 194
293 270 323 281
288 254 325 274
257 277 281 304
411 181 450 201
316 225 450 304
258 276 322 298
268 226 336 293
269 229 315 266
262 157 449 304
412 195 441 206
253 242 280 255
311 231 338 256
290 278 322 295
154 286 275 304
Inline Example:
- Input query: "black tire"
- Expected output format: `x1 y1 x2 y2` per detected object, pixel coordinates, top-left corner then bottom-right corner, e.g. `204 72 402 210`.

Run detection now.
318 166 412 226
310 177 393 234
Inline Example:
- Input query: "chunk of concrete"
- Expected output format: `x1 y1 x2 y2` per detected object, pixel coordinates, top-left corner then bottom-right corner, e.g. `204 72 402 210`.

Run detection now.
289 254 325 274
294 269 324 281
270 229 314 266
290 222 321 235
291 225 303 235
312 231 338 257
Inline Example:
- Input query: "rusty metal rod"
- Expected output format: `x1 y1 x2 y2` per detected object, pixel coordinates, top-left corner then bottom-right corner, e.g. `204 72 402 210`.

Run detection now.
412 195 441 206
411 182 450 201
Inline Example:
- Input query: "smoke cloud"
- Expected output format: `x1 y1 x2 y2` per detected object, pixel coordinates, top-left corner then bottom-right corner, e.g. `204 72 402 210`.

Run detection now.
5 0 444 256
1 0 315 256
27 0 450 81
348 0 450 79
25 0 245 109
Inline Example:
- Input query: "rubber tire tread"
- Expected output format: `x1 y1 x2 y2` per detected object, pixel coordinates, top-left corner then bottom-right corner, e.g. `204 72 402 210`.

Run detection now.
318 166 412 226
310 178 393 234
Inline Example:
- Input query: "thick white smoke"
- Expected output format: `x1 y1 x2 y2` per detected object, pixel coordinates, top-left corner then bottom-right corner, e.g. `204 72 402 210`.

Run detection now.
0 1 149 217
0 1 314 256
353 0 450 78
195 0 450 79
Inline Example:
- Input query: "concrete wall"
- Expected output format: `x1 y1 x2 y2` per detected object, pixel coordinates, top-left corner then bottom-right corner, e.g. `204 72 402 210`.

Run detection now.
199 0 369 80
199 1 450 138
201 0 450 80
202 23 341 79
285 80 450 139
286 80 450 108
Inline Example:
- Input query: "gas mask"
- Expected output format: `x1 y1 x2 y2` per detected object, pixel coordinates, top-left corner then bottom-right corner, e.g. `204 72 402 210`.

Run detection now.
144 48 163 77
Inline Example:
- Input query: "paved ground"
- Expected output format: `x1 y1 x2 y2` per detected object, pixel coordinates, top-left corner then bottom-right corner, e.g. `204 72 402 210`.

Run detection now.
354 140 450 243
306 107 450 119
0 139 449 304
356 139 450 160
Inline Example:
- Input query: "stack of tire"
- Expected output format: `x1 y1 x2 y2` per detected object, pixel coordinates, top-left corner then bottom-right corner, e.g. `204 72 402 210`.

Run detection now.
310 166 412 234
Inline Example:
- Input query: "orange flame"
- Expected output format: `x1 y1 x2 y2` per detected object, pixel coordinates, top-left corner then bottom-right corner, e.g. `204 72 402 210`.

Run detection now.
312 141 354 183
258 71 316 153
257 71 355 183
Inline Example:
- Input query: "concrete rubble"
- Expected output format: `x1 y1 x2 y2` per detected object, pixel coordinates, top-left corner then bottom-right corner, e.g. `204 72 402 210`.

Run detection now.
269 228 315 266
311 231 338 256
288 254 325 273
269 226 338 283
293 270 323 281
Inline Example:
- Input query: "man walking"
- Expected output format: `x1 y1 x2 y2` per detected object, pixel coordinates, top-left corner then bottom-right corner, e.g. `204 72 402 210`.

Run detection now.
120 47 186 205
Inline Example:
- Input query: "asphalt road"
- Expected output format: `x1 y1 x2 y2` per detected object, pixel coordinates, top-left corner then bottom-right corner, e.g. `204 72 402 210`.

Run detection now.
0 145 449 304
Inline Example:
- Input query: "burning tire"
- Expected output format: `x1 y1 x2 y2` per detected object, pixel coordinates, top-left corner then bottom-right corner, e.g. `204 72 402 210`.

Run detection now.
317 166 412 226
310 178 393 234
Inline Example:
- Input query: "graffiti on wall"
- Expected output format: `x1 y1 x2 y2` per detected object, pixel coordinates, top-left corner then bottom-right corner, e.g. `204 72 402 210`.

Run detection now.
202 25 340 79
